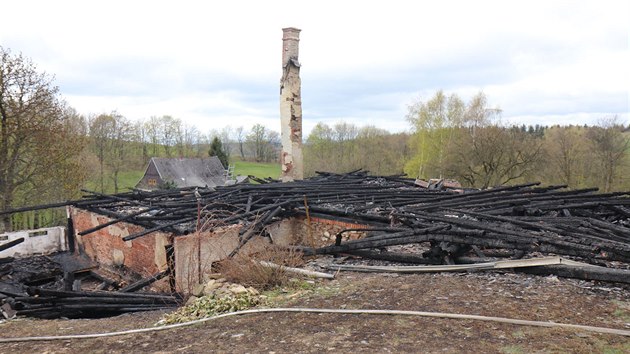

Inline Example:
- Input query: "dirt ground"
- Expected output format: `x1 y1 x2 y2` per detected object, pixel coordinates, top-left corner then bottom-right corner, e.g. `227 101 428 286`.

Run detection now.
1 270 629 353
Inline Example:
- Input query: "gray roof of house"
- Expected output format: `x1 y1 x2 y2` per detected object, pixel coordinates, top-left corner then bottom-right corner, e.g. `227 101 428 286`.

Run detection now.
151 157 226 188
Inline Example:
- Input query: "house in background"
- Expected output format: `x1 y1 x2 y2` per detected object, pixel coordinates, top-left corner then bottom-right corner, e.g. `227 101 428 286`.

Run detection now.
135 157 227 190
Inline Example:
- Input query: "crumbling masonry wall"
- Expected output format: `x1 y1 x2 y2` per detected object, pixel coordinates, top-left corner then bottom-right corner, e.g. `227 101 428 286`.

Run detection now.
274 217 369 247
173 225 271 292
174 217 368 293
71 208 170 278
72 209 369 294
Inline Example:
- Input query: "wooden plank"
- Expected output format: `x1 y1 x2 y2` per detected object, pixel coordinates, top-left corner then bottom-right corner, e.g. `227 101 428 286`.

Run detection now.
325 257 597 273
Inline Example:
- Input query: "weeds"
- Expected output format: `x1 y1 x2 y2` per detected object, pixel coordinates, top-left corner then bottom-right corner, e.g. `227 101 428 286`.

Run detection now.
612 300 630 322
159 292 260 325
218 245 304 290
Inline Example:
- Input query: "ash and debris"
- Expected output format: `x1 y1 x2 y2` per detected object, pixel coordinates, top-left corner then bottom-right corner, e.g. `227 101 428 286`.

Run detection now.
2 171 629 320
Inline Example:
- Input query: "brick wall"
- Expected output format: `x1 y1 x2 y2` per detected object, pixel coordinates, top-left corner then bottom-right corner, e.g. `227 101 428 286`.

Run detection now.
71 208 370 294
71 208 171 279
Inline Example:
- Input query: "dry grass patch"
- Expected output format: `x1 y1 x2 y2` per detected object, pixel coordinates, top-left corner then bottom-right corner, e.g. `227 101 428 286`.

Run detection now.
218 245 305 290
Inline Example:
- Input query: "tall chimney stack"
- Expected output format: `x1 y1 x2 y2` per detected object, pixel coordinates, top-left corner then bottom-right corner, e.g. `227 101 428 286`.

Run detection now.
280 27 303 182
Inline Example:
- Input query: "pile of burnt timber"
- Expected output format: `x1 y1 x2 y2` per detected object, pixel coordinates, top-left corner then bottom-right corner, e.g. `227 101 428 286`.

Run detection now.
5 288 179 319
76 173 627 264
0 253 179 319
2 171 629 284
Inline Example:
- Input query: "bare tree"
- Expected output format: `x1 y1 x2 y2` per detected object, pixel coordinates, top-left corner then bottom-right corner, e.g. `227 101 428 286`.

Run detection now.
332 122 358 168
543 126 586 188
265 130 280 162
235 126 246 159
304 122 408 176
246 124 279 162
586 116 629 192
145 116 162 157
159 115 181 157
183 124 201 157
133 119 150 164
455 126 542 188
89 114 116 193
219 126 233 161
108 113 133 193
174 121 185 157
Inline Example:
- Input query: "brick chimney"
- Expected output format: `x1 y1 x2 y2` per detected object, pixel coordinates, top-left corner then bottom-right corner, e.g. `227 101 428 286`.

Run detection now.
280 27 303 182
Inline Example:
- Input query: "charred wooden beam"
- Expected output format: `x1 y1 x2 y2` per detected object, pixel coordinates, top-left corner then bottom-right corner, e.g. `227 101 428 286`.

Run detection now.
346 250 441 264
520 265 630 284
78 206 160 236
118 270 170 293
0 238 24 252
27 287 180 301
122 217 196 241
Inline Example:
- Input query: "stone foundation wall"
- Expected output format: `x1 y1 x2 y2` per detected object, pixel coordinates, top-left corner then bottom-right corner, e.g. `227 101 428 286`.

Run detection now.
173 225 271 292
289 216 369 247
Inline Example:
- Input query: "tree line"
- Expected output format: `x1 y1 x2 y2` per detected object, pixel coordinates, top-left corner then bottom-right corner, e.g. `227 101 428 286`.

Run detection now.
2 47 628 232
403 91 629 191
303 122 410 176
304 113 630 192
1 47 281 231
301 93 629 194
86 114 281 194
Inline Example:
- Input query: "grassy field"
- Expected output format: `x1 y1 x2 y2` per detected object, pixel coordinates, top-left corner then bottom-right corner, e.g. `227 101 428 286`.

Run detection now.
84 161 281 194
232 160 281 180
84 170 145 194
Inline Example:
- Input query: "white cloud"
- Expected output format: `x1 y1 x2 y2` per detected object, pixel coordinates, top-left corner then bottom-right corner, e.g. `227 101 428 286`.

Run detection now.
1 0 627 135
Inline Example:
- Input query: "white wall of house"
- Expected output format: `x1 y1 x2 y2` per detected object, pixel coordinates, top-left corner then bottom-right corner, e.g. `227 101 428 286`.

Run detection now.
0 226 67 258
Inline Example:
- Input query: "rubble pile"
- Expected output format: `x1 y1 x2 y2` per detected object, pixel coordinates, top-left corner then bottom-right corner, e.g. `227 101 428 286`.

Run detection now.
61 171 629 269
0 254 179 319
1 171 629 319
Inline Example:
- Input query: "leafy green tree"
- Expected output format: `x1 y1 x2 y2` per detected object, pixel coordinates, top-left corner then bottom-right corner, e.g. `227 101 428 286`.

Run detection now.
405 90 543 188
405 90 466 178
0 47 87 231
304 123 334 174
208 136 229 167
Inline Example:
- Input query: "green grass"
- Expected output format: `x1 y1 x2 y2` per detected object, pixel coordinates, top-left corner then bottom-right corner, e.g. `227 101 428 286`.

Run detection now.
612 300 630 322
233 160 281 180
84 170 145 194
501 345 526 354
600 343 630 354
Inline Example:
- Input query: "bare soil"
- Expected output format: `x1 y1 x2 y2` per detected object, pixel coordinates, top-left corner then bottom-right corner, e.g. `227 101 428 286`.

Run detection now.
1 271 629 353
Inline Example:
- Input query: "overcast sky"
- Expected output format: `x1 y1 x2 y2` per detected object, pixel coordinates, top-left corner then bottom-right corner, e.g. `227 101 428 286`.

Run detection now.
1 0 628 135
